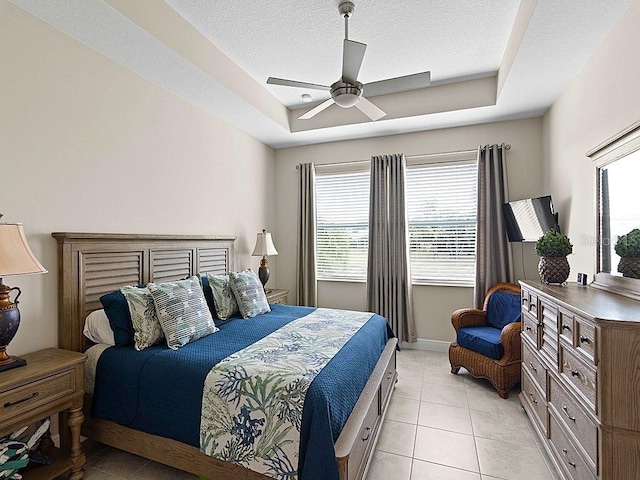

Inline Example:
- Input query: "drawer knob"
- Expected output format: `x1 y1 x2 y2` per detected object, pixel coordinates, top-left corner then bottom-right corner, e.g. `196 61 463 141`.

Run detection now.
570 369 580 378
528 392 538 404
562 405 576 422
3 391 39 408
561 448 577 468
526 326 533 332
362 427 371 442
386 372 393 380
562 324 571 332
579 335 591 344
528 362 537 372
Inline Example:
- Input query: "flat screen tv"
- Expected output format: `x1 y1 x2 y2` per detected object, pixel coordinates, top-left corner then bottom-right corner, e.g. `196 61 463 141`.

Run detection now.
502 195 559 242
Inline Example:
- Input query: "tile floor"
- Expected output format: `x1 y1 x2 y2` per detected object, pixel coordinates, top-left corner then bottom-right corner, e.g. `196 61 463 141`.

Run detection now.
61 349 558 480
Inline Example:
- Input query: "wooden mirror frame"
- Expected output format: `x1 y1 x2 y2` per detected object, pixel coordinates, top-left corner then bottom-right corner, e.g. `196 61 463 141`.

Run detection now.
587 119 640 301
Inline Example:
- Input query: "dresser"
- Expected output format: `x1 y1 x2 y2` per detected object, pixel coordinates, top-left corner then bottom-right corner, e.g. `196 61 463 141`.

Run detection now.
519 281 640 480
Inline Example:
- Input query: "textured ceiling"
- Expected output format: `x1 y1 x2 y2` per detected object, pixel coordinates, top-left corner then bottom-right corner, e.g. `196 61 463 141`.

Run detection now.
165 0 519 108
9 0 636 148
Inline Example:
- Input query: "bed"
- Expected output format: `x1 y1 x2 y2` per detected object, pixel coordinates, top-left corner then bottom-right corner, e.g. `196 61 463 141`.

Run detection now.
53 232 397 480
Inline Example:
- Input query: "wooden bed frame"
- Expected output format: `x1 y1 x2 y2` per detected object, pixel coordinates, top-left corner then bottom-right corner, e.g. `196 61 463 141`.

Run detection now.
53 232 397 480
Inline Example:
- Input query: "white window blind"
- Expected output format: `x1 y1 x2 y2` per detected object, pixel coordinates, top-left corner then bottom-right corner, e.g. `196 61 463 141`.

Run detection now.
316 168 370 280
406 160 477 286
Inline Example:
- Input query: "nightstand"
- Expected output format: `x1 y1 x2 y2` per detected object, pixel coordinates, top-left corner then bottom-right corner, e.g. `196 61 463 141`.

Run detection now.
266 289 288 305
0 348 87 480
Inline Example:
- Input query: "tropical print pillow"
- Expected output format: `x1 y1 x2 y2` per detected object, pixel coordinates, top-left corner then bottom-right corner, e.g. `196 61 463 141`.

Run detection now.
205 273 239 320
121 285 164 351
229 269 271 319
148 276 218 349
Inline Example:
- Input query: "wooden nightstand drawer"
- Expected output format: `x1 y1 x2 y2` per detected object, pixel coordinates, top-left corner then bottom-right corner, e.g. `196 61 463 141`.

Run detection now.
266 289 288 305
1 369 76 422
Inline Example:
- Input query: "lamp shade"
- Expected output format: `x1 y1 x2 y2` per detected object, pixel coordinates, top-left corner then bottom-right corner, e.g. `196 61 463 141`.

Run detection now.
252 230 278 257
0 224 47 276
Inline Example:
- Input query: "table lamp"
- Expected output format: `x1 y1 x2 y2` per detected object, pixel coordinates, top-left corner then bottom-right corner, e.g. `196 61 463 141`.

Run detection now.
251 229 278 293
0 222 47 372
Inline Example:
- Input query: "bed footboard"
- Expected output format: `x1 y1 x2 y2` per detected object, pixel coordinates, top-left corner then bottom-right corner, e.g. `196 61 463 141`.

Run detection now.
335 337 397 480
82 337 397 480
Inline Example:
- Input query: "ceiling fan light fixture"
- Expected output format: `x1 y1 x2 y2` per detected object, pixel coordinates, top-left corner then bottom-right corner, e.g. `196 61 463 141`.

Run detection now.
331 80 363 108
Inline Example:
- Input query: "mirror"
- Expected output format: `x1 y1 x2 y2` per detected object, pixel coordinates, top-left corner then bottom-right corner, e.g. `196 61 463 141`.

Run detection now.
589 120 640 300
599 150 640 275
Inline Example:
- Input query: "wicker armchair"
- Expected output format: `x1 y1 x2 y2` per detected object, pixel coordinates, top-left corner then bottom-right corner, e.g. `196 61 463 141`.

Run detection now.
449 282 522 398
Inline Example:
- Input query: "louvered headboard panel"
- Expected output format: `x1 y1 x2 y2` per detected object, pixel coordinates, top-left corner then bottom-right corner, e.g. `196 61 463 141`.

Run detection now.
53 233 236 353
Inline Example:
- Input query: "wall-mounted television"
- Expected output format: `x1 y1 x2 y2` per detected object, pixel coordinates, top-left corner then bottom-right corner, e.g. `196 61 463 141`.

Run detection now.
502 195 559 242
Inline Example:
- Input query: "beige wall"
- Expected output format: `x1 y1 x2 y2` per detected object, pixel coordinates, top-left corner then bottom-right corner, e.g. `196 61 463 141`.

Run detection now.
542 0 640 279
0 3 275 356
274 118 543 343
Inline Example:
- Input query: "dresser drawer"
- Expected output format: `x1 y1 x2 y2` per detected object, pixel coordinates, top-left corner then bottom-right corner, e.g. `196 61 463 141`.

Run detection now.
522 340 546 394
522 312 539 348
548 412 597 480
575 316 596 362
560 345 597 411
549 375 598 469
522 289 538 316
0 369 76 422
522 369 548 435
540 299 559 364
559 307 574 344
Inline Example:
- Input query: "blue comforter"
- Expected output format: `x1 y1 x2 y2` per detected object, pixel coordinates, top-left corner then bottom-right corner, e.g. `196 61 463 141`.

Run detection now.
92 305 392 480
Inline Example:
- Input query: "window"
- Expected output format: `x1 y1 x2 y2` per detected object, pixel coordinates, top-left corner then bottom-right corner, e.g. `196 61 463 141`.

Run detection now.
316 167 370 280
406 158 477 286
314 154 477 285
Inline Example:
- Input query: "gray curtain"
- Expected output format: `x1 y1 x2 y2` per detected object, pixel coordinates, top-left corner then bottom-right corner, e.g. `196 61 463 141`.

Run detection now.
367 154 416 343
474 145 514 308
296 163 317 306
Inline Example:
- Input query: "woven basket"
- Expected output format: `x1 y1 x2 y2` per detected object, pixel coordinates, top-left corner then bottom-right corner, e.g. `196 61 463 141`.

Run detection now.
538 256 570 284
618 257 640 279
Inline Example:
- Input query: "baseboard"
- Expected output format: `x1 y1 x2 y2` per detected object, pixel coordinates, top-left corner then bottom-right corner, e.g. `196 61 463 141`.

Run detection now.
399 338 450 352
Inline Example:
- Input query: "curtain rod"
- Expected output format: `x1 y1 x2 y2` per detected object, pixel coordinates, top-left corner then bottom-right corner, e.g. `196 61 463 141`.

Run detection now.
296 143 511 169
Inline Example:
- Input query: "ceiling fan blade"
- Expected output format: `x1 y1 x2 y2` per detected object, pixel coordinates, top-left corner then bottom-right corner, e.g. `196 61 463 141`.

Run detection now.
364 71 431 97
355 97 386 121
299 98 335 120
267 77 331 91
342 39 367 84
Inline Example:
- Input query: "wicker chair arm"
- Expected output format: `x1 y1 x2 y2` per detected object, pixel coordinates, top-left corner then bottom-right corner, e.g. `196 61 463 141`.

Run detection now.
500 321 523 362
451 309 486 331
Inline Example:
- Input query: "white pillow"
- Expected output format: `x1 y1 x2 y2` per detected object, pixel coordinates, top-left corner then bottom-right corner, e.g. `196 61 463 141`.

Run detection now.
83 309 115 345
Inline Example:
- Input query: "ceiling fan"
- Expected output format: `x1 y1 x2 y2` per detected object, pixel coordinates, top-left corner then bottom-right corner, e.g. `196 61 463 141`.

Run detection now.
267 1 431 121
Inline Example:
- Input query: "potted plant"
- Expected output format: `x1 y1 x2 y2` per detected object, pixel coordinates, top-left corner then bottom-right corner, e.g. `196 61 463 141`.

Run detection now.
535 229 573 284
615 228 640 279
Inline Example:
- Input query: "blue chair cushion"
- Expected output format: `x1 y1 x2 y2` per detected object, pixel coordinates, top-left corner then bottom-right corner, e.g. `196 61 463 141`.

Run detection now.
457 326 504 360
486 291 521 330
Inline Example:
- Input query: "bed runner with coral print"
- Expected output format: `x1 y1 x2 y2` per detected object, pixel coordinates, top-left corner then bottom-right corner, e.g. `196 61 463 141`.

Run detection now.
199 308 373 480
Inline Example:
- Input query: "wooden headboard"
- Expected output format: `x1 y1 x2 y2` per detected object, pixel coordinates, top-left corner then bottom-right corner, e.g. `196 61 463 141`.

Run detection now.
52 233 236 353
